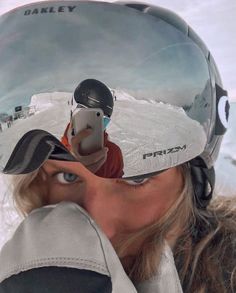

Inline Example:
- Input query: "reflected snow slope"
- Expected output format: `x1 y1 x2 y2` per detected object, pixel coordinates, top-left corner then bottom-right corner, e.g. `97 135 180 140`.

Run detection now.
1 90 207 177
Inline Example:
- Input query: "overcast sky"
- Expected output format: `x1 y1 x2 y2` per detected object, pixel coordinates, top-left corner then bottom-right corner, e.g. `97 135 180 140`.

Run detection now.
0 0 235 100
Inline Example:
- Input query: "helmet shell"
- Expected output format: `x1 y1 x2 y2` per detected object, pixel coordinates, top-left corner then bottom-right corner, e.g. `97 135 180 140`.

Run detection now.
74 79 114 117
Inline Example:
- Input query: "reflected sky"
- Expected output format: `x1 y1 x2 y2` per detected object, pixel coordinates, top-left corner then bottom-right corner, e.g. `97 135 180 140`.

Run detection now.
0 0 235 100
0 1 210 114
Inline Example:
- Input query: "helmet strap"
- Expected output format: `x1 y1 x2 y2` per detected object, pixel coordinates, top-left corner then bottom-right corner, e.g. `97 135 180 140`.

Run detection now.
189 158 215 209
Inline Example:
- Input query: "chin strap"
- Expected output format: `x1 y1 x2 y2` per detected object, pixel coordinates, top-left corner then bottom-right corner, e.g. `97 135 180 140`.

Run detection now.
189 158 215 209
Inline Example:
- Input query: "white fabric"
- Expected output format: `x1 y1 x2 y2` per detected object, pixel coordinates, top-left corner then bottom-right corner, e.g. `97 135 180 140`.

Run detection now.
136 244 183 293
0 202 182 292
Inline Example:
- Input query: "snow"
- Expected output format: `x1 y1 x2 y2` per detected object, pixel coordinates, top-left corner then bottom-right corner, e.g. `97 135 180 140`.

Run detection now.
109 96 207 177
0 174 21 250
215 102 236 196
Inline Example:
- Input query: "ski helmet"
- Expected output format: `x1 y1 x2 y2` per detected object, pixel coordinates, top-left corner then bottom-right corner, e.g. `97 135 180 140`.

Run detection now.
0 1 229 207
74 79 114 117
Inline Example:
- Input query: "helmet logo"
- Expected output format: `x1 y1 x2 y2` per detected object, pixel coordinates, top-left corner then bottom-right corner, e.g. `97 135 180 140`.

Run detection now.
143 145 187 159
24 6 76 16
218 96 229 129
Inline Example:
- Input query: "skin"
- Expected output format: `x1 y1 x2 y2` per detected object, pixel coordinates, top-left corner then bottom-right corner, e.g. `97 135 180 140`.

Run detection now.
41 159 184 250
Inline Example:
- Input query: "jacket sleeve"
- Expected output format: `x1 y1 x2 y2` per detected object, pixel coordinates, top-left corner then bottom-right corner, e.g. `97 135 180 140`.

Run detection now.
0 203 183 293
95 137 124 179
110 142 124 178
0 202 137 293
61 123 71 151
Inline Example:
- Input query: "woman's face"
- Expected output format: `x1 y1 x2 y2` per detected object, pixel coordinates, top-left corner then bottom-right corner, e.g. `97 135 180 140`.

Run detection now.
42 160 184 245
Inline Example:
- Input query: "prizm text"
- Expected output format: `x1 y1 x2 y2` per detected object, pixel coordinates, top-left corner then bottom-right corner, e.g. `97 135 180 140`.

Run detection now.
143 145 187 159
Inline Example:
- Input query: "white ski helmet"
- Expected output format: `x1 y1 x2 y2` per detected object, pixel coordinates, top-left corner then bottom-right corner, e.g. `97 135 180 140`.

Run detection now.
0 1 229 207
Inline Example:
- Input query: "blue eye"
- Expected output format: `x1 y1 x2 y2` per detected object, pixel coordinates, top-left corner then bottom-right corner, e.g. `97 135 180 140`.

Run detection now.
126 178 149 186
56 172 80 184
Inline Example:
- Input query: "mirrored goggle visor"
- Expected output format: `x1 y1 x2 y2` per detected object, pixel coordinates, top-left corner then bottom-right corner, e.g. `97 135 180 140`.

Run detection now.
0 1 210 177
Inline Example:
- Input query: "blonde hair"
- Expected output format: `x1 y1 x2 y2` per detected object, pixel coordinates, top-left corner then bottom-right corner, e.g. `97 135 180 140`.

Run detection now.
115 165 236 292
9 168 46 217
180 196 236 293
114 164 194 281
9 164 236 292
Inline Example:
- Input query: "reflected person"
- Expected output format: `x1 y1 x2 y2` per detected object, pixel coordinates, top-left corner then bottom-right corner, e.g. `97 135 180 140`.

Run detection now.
61 79 124 178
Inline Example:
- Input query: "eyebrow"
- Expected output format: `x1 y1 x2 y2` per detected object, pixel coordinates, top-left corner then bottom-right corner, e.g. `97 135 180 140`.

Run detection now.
43 163 78 175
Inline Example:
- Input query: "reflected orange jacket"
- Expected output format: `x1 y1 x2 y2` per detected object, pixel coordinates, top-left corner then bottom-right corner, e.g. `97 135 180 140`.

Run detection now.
61 124 124 178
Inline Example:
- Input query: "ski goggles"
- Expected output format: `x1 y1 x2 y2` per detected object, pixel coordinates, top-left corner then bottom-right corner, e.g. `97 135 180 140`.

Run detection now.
0 0 224 179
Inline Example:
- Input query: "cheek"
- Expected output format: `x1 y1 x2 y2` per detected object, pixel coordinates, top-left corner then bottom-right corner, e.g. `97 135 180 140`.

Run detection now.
118 193 170 231
99 186 170 234
120 178 183 230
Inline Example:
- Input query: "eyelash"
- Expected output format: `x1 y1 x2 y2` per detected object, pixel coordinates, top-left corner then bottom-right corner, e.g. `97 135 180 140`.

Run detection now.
122 178 150 187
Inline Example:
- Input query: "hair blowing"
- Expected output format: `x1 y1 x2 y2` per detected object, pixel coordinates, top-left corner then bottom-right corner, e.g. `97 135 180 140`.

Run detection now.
114 165 236 292
9 165 236 292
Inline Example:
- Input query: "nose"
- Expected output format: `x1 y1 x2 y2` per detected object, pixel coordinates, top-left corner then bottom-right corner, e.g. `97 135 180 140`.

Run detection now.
80 172 118 239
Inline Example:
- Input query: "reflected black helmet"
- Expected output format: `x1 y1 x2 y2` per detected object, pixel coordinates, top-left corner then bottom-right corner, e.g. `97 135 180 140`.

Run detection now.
74 79 114 117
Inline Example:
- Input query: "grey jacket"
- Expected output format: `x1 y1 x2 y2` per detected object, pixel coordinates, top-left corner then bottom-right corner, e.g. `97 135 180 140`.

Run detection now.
0 202 183 293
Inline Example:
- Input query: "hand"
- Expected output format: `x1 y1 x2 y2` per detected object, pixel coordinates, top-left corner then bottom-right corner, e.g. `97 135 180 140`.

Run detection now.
70 128 108 173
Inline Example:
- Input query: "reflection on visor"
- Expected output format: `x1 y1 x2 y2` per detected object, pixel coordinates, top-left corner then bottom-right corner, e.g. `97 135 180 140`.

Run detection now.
0 1 210 178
